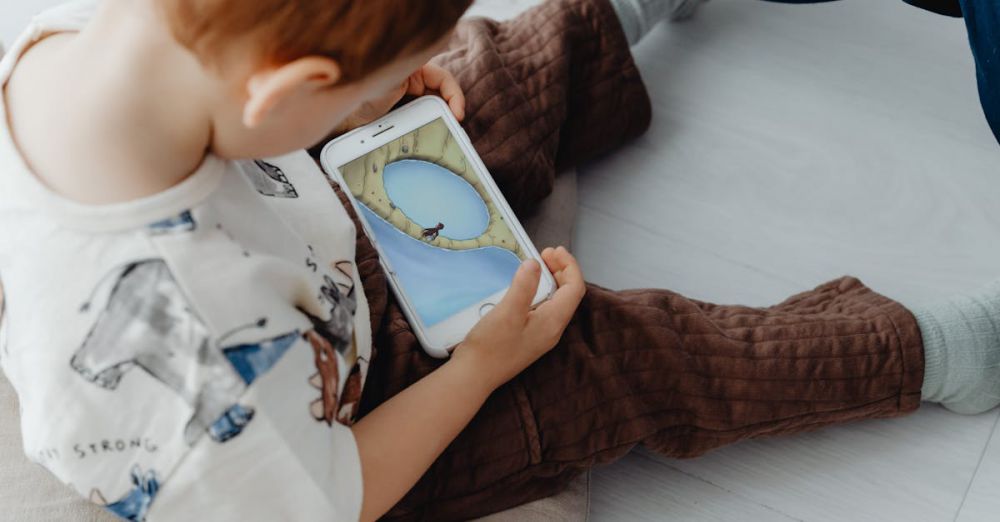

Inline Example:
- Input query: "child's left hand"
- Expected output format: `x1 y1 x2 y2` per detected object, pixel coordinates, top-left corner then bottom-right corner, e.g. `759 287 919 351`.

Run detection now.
340 63 466 134
402 63 466 121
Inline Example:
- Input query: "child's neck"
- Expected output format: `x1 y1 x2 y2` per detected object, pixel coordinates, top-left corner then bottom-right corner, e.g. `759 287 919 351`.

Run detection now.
5 0 217 205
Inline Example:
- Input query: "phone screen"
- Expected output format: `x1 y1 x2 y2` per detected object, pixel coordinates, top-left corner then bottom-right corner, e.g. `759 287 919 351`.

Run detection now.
339 118 528 327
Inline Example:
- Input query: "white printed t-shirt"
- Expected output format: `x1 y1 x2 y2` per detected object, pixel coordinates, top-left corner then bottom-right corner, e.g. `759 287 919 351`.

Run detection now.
0 2 372 520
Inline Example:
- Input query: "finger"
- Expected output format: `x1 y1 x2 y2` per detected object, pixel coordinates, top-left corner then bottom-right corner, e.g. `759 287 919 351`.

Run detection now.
543 247 585 290
446 84 466 121
495 259 541 317
405 71 425 97
420 64 466 120
531 275 586 329
530 248 585 327
540 247 557 270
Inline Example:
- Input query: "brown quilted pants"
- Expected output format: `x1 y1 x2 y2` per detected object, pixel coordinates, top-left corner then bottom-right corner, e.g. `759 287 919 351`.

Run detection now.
339 0 926 520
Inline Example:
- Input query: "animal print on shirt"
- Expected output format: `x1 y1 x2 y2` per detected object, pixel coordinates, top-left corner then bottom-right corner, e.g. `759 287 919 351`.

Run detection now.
89 466 161 522
72 253 363 442
69 260 291 445
240 160 299 198
67 232 362 517
306 261 365 425
148 211 196 235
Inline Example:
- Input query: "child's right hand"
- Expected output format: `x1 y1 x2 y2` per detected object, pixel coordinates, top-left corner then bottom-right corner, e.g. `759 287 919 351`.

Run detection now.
452 247 587 391
354 248 582 522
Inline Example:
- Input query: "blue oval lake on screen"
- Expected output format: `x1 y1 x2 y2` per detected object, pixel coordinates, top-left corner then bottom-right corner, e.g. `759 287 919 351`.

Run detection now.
383 159 490 240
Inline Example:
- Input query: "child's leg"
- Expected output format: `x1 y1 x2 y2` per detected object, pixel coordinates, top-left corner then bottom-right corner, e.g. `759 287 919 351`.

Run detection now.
612 0 709 44
341 4 923 519
335 1 983 519
431 0 652 217
378 278 924 521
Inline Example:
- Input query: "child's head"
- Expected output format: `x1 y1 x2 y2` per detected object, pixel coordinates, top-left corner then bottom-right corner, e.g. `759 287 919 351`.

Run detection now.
158 0 472 158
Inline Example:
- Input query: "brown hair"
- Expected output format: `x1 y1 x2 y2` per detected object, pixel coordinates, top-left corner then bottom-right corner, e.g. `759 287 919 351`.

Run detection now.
160 0 473 81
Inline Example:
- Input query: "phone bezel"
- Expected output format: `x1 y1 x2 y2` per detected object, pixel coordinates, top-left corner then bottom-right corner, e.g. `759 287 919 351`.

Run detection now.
320 96 556 358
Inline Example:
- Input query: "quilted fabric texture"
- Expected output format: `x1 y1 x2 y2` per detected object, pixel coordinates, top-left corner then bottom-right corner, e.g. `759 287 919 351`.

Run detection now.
430 0 652 217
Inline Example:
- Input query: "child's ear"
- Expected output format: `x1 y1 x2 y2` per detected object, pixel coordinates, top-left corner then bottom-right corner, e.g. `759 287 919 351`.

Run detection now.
243 56 342 128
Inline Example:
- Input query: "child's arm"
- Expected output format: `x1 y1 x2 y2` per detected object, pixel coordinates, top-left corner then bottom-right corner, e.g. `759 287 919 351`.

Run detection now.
352 247 586 522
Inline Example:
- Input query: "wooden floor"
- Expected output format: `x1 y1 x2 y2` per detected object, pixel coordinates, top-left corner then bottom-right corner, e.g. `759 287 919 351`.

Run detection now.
470 1 1000 521
5 1 1000 520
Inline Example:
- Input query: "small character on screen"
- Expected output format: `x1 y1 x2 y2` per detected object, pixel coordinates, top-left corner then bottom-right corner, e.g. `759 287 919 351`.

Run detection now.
421 222 445 242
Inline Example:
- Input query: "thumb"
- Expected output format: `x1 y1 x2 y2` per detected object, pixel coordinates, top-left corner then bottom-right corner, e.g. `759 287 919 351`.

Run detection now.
496 260 541 316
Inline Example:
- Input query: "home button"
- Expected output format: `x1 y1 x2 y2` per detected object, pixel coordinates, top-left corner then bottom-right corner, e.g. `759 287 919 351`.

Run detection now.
479 303 496 317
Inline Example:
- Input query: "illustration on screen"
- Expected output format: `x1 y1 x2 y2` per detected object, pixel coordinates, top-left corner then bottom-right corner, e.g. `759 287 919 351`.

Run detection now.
339 118 526 327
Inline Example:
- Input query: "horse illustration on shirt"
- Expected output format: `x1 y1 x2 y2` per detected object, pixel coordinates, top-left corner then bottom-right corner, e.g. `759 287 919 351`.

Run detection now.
70 201 362 444
69 260 293 444
306 260 365 425
70 253 362 444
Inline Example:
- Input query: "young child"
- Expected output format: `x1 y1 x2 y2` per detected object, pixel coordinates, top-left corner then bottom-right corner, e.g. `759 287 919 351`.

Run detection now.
0 0 996 521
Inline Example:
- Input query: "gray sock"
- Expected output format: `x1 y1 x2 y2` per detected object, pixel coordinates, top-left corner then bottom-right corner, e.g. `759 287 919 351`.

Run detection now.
913 280 1000 415
610 0 709 46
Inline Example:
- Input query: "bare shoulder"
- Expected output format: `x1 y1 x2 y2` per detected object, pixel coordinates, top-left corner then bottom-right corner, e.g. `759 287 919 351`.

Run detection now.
5 34 178 205
4 34 90 197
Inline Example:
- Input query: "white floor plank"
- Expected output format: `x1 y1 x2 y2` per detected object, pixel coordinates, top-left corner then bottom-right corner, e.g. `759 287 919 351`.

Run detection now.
590 452 803 522
648 407 998 522
577 0 1000 520
577 0 1000 306
956 414 1000 522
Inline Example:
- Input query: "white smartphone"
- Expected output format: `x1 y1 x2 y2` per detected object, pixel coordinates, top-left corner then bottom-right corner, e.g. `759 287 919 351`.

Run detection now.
321 96 557 358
